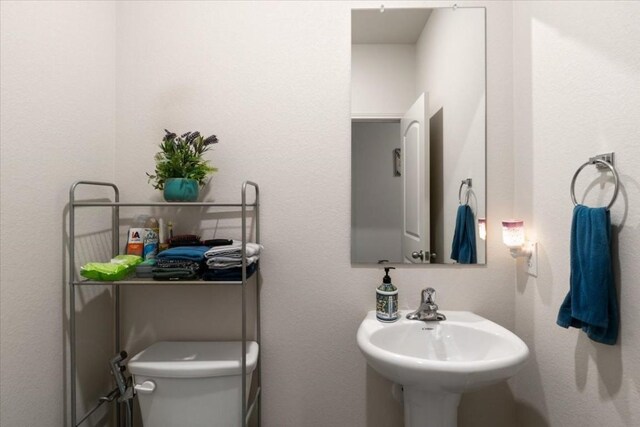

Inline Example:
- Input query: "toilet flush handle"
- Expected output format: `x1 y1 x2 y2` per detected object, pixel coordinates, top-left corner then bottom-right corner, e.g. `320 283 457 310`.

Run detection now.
134 380 156 395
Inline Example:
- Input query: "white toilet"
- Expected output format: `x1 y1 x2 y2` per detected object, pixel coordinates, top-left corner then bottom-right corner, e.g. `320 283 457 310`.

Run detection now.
128 341 259 427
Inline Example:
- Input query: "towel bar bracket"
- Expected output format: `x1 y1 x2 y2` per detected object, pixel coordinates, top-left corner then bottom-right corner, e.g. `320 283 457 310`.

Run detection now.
590 153 614 171
458 178 472 205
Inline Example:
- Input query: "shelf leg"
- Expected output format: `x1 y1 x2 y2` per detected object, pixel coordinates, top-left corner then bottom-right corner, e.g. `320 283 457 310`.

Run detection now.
114 284 121 426
70 282 76 427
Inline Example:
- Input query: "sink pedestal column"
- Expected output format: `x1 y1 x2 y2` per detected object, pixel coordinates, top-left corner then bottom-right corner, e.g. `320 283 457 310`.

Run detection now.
403 386 461 427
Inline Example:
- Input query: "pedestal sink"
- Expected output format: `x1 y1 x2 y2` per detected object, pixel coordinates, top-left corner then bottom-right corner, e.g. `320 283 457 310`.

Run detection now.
357 310 529 427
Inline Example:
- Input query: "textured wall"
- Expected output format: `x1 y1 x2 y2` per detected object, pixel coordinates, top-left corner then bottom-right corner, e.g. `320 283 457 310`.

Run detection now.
1 1 517 426
512 2 640 426
114 2 516 426
4 2 639 426
0 1 117 426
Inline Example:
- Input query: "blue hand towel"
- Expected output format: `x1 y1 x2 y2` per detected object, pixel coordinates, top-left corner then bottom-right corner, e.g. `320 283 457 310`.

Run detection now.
557 205 618 345
156 245 210 262
450 204 477 264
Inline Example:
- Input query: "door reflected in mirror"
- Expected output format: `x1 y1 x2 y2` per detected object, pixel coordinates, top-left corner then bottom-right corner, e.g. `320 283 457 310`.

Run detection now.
351 7 486 265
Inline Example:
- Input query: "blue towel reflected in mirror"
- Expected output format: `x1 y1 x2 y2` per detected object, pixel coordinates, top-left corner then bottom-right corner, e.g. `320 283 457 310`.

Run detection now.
450 204 477 264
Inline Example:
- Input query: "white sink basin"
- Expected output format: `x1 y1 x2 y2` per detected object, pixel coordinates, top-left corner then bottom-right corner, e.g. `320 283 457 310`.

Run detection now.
357 310 529 427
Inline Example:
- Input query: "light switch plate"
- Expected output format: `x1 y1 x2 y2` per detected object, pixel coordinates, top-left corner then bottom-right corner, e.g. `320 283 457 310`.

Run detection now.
526 242 538 277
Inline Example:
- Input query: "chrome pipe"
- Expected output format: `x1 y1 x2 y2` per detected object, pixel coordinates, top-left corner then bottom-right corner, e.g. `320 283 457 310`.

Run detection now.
241 181 259 425
245 387 261 426
241 182 247 426
75 387 119 426
72 201 256 207
69 185 76 427
68 181 120 427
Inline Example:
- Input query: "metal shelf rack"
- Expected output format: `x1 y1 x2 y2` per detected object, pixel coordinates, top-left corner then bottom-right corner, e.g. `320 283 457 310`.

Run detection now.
68 180 261 427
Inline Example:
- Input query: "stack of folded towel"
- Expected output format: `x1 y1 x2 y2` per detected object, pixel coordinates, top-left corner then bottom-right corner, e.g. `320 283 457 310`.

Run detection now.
202 240 263 281
153 246 210 280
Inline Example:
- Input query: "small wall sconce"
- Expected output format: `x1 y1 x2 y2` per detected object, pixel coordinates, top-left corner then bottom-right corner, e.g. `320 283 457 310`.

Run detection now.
478 218 486 240
502 219 537 276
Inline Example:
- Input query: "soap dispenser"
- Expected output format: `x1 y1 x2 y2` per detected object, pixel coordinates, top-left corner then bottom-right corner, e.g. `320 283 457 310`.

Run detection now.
376 266 398 322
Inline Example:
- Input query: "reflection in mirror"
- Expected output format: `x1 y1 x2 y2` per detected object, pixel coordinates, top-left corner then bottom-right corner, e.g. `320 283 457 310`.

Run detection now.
351 7 486 265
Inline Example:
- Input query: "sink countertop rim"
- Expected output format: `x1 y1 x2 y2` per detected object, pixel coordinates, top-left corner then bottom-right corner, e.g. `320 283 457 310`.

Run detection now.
357 309 530 372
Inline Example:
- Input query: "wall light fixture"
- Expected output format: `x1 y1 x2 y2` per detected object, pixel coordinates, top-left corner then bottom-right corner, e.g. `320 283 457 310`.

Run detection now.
502 219 537 276
478 218 486 240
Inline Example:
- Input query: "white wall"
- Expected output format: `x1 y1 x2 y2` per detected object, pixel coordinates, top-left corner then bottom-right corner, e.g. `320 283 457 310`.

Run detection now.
415 8 487 264
351 44 416 116
0 1 117 426
1 1 517 426
352 121 403 263
512 2 640 426
4 2 639 426
114 2 517 426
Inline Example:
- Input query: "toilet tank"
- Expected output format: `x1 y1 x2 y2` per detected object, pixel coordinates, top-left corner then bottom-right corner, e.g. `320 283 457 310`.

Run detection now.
128 341 259 427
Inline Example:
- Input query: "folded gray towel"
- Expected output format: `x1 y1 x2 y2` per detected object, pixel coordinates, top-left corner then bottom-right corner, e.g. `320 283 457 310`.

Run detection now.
204 241 263 259
206 255 259 269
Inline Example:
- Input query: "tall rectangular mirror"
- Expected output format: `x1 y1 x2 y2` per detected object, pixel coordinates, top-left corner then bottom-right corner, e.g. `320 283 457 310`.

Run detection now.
351 7 486 264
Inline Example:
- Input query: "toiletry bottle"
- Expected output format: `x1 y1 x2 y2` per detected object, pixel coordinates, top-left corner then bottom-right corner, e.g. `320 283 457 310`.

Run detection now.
376 266 398 322
167 221 174 240
126 215 149 256
158 218 169 252
143 216 159 260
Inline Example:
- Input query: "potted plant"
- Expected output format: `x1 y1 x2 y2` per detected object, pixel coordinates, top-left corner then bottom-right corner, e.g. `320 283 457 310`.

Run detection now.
147 129 219 202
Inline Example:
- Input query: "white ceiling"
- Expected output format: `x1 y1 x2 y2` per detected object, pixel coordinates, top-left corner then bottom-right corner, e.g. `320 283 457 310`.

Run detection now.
351 9 433 44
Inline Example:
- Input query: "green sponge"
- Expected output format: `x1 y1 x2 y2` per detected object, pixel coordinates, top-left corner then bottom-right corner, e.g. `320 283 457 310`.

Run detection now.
80 255 143 281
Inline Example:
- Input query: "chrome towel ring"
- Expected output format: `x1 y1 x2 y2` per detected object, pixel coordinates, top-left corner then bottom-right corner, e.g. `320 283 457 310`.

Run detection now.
570 153 619 210
458 178 472 205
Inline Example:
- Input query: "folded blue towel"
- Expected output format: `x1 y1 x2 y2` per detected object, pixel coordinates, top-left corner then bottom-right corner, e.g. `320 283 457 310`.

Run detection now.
450 204 477 264
557 205 618 345
202 263 257 281
156 246 210 262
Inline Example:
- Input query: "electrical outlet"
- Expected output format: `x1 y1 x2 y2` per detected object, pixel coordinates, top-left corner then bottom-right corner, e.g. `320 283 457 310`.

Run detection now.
526 242 538 277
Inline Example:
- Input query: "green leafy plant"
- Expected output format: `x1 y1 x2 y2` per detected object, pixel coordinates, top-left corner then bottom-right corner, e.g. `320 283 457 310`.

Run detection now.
147 129 219 190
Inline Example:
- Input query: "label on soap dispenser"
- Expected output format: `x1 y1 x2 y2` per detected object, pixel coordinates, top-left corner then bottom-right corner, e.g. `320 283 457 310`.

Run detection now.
376 290 398 322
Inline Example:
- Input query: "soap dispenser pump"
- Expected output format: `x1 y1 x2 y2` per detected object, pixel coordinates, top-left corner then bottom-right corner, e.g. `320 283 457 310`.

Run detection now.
376 266 398 322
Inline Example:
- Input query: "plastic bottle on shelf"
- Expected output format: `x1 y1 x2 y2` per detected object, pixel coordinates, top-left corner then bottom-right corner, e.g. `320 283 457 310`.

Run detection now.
143 217 159 260
158 218 169 252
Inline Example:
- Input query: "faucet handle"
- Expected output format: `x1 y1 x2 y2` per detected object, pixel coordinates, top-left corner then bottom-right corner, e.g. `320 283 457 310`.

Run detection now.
422 287 436 304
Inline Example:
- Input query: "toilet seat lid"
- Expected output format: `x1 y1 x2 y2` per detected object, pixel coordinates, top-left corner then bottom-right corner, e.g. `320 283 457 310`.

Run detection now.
128 341 259 378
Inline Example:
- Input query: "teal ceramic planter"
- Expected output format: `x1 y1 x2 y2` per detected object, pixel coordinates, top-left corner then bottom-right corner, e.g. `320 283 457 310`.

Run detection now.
163 178 199 202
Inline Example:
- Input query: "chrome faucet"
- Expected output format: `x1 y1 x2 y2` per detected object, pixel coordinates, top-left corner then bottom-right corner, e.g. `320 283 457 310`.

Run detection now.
406 288 446 321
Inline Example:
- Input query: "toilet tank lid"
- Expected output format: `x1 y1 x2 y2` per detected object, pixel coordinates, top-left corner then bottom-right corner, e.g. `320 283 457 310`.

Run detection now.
128 341 259 378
